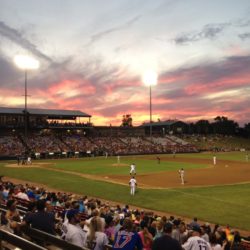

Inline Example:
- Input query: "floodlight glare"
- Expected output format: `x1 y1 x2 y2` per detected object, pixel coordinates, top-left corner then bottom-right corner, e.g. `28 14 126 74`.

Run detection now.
14 55 40 70
143 70 158 86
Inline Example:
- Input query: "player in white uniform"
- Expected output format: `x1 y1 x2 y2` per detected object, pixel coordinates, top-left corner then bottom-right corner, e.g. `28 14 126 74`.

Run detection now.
129 176 137 195
130 163 136 175
179 168 185 185
27 156 32 165
117 155 120 164
213 155 216 166
182 225 211 250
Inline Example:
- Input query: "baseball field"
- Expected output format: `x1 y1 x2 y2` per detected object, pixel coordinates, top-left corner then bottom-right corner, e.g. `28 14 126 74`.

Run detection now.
0 151 250 232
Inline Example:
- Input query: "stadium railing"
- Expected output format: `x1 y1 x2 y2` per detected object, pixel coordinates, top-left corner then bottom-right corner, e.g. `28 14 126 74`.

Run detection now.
21 225 89 250
240 239 250 250
0 229 46 250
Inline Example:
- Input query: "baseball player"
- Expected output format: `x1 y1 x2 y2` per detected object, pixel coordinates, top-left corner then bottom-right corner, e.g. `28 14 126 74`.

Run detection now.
173 150 176 158
156 156 161 164
27 156 32 165
117 155 120 164
213 155 216 166
130 163 136 175
179 168 185 185
129 176 137 195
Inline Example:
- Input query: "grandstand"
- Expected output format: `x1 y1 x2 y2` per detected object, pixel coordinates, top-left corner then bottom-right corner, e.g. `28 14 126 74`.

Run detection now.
0 107 197 159
1 106 250 159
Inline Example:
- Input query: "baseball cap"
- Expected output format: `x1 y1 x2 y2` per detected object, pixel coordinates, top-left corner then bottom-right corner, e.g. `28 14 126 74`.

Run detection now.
192 225 202 233
173 219 180 226
163 222 173 232
66 209 79 220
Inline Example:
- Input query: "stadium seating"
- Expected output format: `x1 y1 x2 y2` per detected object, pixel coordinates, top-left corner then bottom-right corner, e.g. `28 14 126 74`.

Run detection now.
0 180 248 250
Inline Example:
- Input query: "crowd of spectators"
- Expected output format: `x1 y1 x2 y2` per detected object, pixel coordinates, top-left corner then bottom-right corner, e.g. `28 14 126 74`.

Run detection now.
0 179 249 250
0 119 92 129
0 132 197 157
25 133 69 153
182 134 250 152
63 135 97 153
0 135 25 156
48 121 92 128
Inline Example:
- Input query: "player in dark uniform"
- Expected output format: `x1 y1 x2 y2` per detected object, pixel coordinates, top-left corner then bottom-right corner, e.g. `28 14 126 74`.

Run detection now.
156 156 161 164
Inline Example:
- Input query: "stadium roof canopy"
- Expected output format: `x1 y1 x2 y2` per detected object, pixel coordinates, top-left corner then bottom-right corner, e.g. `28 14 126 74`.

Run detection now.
0 107 91 119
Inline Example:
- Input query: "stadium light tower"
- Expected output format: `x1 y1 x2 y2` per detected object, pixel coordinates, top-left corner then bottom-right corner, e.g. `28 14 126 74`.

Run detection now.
143 70 158 138
14 55 40 142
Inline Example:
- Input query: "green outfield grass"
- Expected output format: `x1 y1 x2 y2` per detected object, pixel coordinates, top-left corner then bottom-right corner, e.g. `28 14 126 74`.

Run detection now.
142 151 249 162
37 156 206 175
0 152 249 231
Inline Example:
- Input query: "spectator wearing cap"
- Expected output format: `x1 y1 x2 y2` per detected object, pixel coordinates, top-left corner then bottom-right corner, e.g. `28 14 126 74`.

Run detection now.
152 222 182 250
65 209 87 247
182 225 212 250
26 188 36 201
113 218 143 250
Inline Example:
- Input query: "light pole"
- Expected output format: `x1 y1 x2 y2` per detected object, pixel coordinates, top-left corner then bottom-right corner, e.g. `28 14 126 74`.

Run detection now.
149 84 152 137
14 55 39 143
143 71 158 138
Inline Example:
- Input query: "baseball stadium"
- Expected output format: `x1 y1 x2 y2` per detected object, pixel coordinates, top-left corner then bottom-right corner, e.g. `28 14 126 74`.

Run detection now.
1 1 250 249
0 107 250 249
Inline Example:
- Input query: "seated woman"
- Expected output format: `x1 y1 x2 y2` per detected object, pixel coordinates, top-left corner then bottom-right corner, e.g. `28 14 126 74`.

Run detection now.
3 199 21 234
87 216 109 250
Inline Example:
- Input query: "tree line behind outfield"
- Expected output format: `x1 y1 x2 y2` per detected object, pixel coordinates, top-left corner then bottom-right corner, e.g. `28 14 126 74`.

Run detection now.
121 115 250 138
187 116 250 137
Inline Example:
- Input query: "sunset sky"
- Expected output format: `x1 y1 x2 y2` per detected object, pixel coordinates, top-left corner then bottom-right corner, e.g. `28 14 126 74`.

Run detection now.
0 0 250 126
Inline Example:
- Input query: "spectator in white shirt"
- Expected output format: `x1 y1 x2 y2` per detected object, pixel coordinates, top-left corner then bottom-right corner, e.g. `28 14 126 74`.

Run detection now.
182 225 212 250
65 209 87 247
